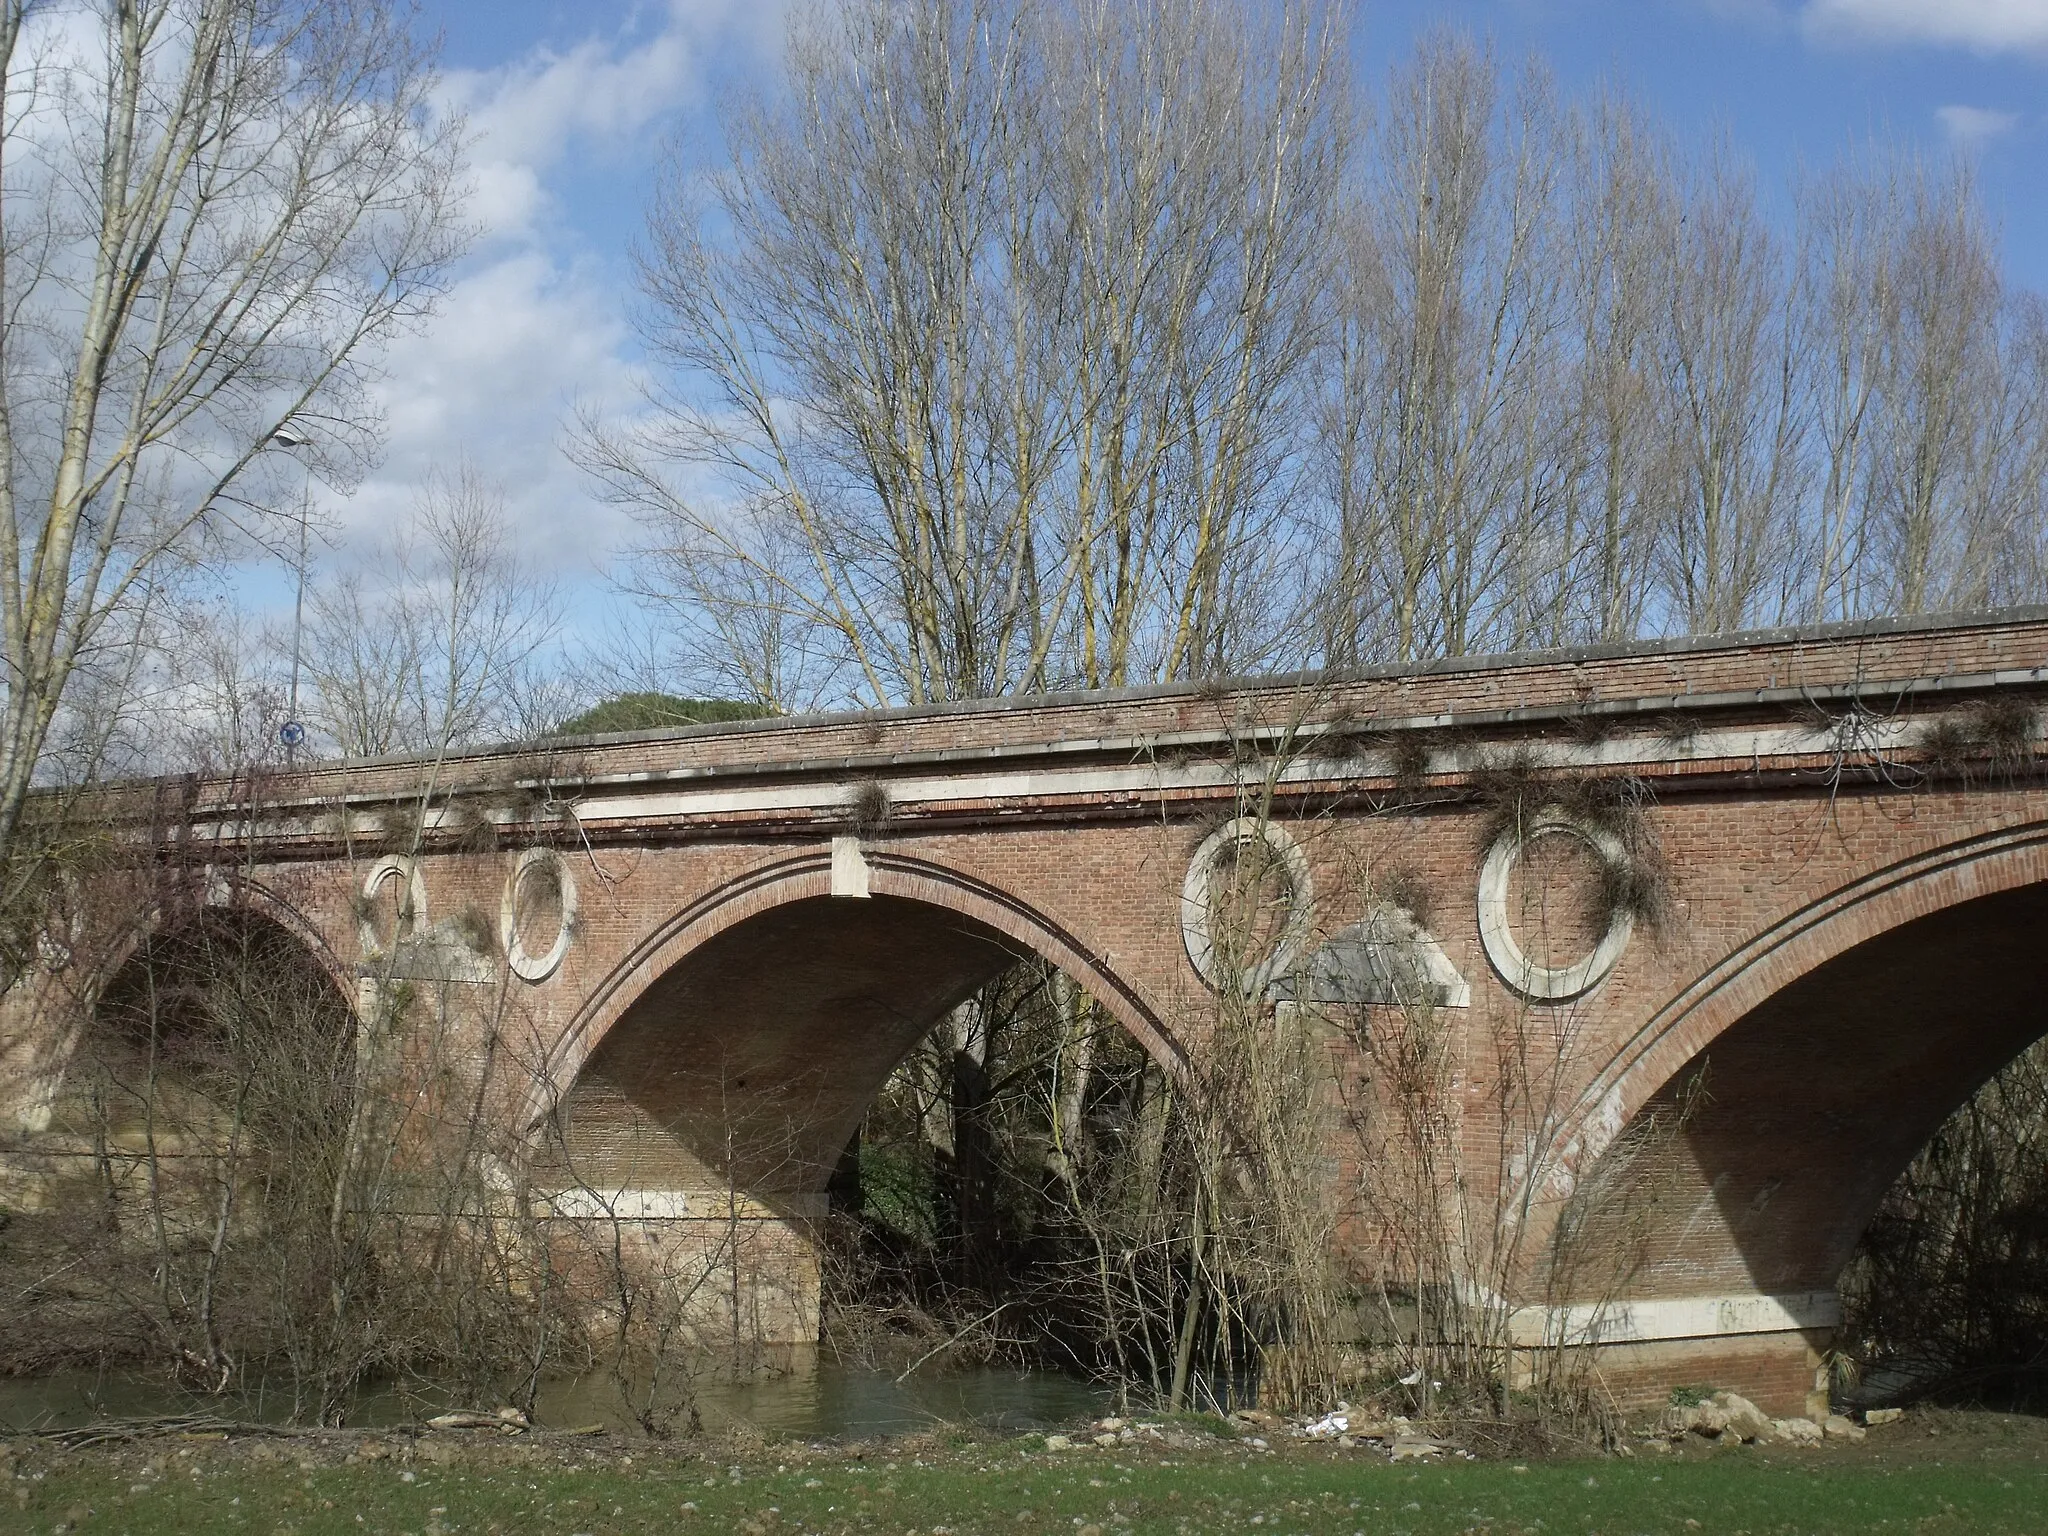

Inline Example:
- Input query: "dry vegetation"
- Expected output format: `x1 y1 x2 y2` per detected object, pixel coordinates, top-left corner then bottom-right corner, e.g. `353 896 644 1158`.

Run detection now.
1842 1039 2048 1409
0 816 796 1433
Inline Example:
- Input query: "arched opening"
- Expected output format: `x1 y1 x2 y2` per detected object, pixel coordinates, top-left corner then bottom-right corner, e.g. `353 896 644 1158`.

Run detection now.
546 892 1061 1207
537 871 1224 1391
7 906 357 1378
56 907 356 1190
1549 878 2048 1411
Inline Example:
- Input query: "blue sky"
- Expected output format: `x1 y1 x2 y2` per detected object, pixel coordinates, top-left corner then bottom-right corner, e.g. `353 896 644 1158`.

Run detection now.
323 0 2047 641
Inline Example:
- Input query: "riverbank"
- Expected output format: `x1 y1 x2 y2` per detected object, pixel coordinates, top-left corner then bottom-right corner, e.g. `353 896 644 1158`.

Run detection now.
4 1405 2045 1534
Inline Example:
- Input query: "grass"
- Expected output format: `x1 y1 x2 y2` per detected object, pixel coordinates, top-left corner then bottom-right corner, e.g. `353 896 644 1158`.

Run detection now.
7 1421 2048 1536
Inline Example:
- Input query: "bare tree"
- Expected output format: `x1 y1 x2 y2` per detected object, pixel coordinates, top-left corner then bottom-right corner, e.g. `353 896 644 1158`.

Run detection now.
301 465 562 758
1863 161 2034 616
1653 145 1805 633
1319 33 1566 664
580 0 1048 710
1554 92 1674 644
1792 149 2048 623
1991 301 2048 604
1795 150 1897 623
581 0 1350 707
595 11 2048 693
1041 0 1347 687
0 0 467 913
164 599 292 773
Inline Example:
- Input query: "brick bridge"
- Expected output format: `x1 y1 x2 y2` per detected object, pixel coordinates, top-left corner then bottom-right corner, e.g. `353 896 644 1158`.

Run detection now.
8 609 2048 1416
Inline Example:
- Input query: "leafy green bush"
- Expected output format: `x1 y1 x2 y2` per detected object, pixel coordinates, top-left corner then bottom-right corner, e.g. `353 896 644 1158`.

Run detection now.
551 692 777 736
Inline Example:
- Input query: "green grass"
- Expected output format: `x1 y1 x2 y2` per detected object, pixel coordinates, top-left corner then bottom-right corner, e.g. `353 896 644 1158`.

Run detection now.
8 1439 2048 1536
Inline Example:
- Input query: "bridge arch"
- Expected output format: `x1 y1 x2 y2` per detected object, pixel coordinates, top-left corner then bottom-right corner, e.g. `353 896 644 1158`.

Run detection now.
1 869 354 1134
530 848 1176 1210
37 889 357 1168
38 865 355 1024
1538 821 2048 1326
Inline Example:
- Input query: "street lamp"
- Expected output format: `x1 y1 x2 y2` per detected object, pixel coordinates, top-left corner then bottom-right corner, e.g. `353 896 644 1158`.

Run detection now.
267 423 314 765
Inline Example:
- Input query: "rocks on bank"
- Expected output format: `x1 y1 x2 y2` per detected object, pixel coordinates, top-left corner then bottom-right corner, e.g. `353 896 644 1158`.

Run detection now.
1036 1395 1904 1463
1654 1392 1896 1447
1037 1407 1461 1463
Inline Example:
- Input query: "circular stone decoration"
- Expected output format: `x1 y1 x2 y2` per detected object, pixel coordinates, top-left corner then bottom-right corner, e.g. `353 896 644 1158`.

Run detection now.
1476 810 1634 1001
359 855 427 958
501 848 577 983
1180 817 1313 997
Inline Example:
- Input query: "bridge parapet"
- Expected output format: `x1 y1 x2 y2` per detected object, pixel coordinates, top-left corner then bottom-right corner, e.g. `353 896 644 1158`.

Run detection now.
134 607 2048 857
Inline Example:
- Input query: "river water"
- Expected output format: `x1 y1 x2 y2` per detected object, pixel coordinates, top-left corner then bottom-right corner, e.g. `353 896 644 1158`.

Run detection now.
0 1364 1110 1440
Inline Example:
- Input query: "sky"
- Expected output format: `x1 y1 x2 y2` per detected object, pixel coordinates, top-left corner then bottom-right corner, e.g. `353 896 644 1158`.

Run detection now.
304 0 2048 653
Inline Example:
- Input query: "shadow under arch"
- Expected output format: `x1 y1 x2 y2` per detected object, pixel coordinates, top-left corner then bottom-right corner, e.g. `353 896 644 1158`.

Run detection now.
1542 825 2048 1309
80 868 354 1013
532 849 1177 1214
48 893 357 1149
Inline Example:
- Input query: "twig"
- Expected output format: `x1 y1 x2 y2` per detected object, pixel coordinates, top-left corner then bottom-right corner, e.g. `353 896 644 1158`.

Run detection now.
894 1303 1011 1384
8 1413 331 1448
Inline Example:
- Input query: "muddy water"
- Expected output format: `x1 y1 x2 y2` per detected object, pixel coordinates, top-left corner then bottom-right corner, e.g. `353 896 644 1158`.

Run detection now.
0 1364 1110 1440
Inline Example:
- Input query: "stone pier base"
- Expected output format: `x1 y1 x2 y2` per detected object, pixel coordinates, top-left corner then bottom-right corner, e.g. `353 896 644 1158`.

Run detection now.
1508 1292 1839 1420
1521 1331 1832 1420
538 1188 825 1367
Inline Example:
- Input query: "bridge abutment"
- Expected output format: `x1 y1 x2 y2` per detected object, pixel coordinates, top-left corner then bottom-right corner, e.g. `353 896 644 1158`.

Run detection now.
536 1192 826 1371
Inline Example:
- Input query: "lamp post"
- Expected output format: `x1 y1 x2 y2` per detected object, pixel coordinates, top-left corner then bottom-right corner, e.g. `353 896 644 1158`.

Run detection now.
268 423 313 765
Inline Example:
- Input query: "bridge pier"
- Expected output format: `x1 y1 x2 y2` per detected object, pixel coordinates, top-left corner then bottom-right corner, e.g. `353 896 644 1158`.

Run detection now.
1507 1295 1835 1418
0 961 87 1140
536 1187 825 1370
1566 1335 1830 1421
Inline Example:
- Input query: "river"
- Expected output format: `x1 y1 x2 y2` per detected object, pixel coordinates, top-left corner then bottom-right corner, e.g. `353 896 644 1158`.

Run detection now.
0 1363 1111 1440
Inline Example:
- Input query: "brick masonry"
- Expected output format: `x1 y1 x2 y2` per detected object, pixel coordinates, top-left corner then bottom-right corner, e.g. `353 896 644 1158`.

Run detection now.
9 607 2048 1416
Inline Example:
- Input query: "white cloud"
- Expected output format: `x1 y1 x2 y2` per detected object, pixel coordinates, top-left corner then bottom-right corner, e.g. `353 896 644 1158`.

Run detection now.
1802 0 2048 51
447 34 698 174
437 0 789 238
298 0 783 632
342 251 645 571
1934 104 2023 142
441 17 702 240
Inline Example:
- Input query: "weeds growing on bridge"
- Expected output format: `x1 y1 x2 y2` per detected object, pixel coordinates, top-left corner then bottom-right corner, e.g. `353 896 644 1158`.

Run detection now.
1916 696 2042 785
1468 749 1673 933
